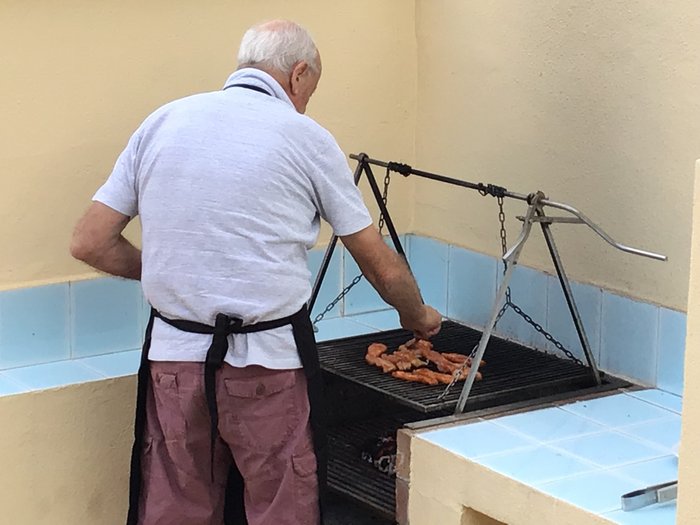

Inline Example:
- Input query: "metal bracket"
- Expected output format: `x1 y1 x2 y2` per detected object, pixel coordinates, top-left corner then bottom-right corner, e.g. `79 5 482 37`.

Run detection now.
516 216 584 224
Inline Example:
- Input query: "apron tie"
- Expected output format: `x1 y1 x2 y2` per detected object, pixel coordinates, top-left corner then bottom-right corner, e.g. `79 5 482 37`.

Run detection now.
204 313 242 481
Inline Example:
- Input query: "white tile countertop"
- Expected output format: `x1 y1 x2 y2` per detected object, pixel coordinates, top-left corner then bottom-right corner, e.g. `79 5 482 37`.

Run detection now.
419 389 681 523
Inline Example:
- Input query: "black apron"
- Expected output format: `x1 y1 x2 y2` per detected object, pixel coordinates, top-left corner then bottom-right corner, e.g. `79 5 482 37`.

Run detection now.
125 304 326 525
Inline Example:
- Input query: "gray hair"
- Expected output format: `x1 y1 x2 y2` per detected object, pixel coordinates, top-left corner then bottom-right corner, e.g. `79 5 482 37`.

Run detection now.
237 20 319 75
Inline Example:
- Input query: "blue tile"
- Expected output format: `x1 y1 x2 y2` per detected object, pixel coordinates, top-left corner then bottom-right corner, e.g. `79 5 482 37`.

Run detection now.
600 293 658 385
79 350 141 378
625 389 682 414
447 246 497 328
537 470 639 514
656 308 686 396
492 406 606 443
420 420 536 459
314 317 376 342
0 373 29 396
476 445 598 485
347 309 401 331
604 502 676 525
407 236 448 316
546 277 602 364
560 393 672 427
0 283 70 368
495 265 549 349
551 431 666 468
609 456 678 487
307 245 343 320
70 278 143 358
617 416 681 452
2 360 106 390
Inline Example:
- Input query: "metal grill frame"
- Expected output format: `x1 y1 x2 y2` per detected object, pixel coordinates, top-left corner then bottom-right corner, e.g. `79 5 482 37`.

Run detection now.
318 320 621 414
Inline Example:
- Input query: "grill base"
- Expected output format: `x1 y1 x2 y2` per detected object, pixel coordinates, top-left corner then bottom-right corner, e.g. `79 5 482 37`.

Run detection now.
328 413 417 519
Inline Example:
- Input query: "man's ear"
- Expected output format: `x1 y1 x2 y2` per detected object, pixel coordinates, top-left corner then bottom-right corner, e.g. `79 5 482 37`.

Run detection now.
289 61 309 95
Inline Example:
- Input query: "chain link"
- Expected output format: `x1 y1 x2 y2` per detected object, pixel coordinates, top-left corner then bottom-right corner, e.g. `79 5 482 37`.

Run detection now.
508 302 584 365
312 274 363 326
312 169 392 327
376 168 392 234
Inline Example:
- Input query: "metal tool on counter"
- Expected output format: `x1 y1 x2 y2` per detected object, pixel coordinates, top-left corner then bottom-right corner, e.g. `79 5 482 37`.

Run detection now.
621 480 678 511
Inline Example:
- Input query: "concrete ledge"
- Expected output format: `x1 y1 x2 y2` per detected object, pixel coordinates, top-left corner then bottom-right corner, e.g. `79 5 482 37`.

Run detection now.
0 377 135 524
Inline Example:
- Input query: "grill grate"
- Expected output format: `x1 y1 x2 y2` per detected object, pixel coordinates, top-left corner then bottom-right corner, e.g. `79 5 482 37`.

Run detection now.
318 320 606 414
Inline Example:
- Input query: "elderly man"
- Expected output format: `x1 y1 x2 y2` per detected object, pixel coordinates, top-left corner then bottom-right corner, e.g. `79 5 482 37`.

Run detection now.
71 19 441 525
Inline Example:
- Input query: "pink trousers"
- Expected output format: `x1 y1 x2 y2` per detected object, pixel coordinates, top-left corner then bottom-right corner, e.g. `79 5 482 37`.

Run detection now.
137 362 320 525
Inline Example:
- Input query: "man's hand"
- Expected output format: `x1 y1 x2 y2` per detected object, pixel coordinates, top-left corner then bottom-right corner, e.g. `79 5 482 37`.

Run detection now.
341 226 442 340
400 305 442 340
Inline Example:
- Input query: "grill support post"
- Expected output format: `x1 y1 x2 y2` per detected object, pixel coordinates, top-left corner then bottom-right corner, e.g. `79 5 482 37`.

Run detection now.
538 209 602 385
308 154 409 315
455 197 540 412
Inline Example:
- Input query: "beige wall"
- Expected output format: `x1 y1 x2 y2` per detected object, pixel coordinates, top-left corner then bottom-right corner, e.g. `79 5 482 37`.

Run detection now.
677 160 700 523
0 0 416 290
414 0 700 311
0 378 135 524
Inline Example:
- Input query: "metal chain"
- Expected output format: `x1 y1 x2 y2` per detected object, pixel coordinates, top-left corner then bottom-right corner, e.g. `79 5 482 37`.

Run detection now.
312 274 363 326
376 168 392 234
493 196 583 365
508 302 584 365
496 195 511 319
312 169 392 327
438 194 583 400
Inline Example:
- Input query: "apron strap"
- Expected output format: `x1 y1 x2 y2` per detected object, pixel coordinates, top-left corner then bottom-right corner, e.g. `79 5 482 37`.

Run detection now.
223 83 272 96
126 310 155 525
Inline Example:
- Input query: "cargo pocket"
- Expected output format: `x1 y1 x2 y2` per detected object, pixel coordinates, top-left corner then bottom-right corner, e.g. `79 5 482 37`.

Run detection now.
222 371 299 452
292 452 320 524
151 372 187 439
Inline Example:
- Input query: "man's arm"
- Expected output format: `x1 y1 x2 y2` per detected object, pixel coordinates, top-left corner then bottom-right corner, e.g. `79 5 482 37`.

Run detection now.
70 202 142 280
340 225 442 339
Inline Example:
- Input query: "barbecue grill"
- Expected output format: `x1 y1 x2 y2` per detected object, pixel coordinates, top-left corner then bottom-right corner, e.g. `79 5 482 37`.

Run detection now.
320 321 630 518
311 154 666 520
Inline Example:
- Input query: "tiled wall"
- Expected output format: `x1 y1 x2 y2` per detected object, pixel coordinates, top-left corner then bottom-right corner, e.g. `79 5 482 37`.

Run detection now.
0 278 146 369
311 234 687 395
0 235 687 396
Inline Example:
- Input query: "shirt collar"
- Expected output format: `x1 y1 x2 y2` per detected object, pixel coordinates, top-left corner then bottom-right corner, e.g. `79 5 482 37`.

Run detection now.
222 68 295 109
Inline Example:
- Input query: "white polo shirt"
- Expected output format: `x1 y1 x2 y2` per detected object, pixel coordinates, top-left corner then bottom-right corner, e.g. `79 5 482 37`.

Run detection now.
93 68 372 369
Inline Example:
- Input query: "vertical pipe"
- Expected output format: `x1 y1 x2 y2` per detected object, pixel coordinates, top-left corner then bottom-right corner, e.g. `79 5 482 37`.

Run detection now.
455 203 538 413
364 164 407 259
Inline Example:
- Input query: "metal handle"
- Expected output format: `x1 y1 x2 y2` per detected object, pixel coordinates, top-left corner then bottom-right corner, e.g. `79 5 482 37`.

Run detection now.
541 198 667 261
